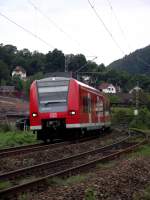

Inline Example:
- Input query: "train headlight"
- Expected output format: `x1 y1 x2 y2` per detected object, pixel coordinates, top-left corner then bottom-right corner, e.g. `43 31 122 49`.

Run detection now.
70 111 76 115
32 113 38 117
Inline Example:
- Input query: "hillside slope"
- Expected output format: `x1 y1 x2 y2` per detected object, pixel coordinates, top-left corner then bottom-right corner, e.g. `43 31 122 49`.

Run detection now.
108 45 150 74
0 95 29 114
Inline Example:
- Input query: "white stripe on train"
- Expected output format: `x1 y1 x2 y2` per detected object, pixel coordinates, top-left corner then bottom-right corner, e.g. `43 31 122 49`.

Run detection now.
30 122 111 130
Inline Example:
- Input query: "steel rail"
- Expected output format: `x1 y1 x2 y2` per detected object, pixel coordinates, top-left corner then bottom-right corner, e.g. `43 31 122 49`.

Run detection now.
0 136 147 199
0 136 130 181
0 134 111 158
0 141 69 158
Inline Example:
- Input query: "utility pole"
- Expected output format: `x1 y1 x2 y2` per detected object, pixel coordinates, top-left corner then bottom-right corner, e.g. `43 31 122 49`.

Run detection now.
65 56 68 72
75 56 97 80
65 55 72 72
134 81 139 116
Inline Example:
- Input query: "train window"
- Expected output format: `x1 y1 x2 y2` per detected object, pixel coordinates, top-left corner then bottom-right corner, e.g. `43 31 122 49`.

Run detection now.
88 97 91 113
96 97 103 115
83 96 88 112
37 80 69 112
83 96 91 113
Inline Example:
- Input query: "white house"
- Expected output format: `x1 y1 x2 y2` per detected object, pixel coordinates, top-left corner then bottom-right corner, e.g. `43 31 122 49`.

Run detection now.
99 83 117 94
129 86 142 94
12 66 26 80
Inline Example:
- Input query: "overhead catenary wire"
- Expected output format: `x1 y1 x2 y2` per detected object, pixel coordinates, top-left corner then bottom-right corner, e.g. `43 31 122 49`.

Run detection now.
87 0 126 56
28 0 97 58
106 0 131 51
0 11 54 49
106 0 150 67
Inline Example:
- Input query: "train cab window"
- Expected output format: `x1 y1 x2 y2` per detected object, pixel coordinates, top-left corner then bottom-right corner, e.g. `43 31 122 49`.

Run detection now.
37 80 69 112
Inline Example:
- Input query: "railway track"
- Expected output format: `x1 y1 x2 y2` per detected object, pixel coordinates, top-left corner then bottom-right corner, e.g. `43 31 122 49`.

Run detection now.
0 134 101 159
0 135 147 199
0 140 69 159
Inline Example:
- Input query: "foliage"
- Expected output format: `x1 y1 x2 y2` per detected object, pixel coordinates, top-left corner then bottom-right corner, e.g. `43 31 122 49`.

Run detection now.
0 131 36 149
0 123 12 132
108 95 120 104
48 175 86 186
133 185 150 200
130 107 150 129
1 43 150 94
112 107 150 130
0 180 12 190
131 144 150 158
111 107 133 125
108 45 150 75
85 188 97 200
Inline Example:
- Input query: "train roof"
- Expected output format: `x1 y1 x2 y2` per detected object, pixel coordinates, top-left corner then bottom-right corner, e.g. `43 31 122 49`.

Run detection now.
37 77 71 82
36 77 100 93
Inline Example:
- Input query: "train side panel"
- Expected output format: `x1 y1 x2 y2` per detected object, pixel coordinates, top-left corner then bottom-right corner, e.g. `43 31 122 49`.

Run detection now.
66 79 80 127
30 81 42 130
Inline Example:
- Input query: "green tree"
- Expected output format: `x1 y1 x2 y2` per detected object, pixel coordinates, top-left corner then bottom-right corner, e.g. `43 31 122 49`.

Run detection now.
67 54 87 72
12 76 23 91
45 49 65 73
0 60 9 82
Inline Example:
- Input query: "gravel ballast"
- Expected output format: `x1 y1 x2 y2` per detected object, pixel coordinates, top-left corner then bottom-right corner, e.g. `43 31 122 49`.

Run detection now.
34 157 150 200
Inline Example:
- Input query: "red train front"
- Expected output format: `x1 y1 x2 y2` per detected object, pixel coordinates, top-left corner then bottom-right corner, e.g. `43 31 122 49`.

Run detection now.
30 77 111 142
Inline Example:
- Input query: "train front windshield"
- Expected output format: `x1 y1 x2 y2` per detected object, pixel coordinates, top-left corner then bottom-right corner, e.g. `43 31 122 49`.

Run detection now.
37 80 69 112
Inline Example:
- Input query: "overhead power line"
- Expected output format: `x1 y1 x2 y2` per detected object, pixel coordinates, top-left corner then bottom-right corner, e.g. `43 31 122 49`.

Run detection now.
28 0 97 57
0 11 54 49
87 0 126 56
106 0 150 67
106 0 131 50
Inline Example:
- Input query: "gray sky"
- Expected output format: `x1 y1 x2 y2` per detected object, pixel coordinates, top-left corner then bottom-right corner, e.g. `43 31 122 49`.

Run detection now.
0 0 150 65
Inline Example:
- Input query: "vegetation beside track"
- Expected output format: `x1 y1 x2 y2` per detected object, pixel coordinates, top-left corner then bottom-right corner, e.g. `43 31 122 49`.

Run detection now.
0 131 37 149
112 106 150 130
133 184 150 200
48 175 86 187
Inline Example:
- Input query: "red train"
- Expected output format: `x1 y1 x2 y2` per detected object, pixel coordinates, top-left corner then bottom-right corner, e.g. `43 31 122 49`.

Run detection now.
30 77 111 142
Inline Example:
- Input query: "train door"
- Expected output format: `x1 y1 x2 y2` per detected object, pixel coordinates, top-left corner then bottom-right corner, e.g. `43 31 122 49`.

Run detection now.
96 96 104 124
88 93 92 124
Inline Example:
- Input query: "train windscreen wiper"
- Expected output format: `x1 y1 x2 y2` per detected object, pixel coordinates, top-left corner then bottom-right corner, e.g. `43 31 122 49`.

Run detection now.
44 100 66 105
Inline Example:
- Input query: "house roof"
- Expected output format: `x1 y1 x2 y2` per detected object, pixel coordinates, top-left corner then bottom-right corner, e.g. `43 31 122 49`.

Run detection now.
99 83 114 90
13 66 26 73
129 86 142 94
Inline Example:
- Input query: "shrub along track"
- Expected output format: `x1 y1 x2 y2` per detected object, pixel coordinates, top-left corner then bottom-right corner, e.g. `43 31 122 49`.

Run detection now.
0 134 147 200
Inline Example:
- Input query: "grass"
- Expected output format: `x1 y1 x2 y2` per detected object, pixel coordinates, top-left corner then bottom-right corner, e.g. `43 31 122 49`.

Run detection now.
18 193 30 200
0 131 37 149
47 175 86 186
133 185 150 200
0 180 12 190
85 188 97 200
111 106 134 114
129 144 150 158
96 160 117 169
130 127 150 138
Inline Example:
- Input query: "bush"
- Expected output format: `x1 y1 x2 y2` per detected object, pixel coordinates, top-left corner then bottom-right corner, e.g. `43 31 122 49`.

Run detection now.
112 107 150 130
112 108 133 125
85 188 96 200
0 123 12 132
130 107 150 129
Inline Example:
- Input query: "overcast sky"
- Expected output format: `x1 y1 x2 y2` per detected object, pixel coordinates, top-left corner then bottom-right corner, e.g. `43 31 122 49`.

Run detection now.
0 0 150 65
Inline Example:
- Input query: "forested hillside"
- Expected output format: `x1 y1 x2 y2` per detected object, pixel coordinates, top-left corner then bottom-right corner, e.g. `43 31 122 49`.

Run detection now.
1 43 150 95
108 45 150 74
0 43 104 85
